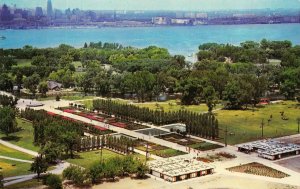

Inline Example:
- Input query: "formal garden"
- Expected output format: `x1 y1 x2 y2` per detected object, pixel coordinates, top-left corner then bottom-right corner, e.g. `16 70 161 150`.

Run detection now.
156 133 223 151
227 162 289 178
134 139 186 158
58 106 150 130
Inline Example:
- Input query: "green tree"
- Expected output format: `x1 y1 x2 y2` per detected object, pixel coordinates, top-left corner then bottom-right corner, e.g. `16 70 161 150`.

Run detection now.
43 174 62 189
89 162 104 183
203 86 217 113
0 107 17 136
136 162 149 179
23 73 40 96
30 155 49 178
38 81 48 97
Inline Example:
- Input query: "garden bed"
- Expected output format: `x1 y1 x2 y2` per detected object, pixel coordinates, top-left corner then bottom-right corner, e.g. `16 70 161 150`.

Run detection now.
134 140 186 158
227 162 289 178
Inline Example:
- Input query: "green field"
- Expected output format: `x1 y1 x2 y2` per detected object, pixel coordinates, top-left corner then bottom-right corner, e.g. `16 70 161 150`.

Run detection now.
14 59 32 67
66 149 146 169
0 159 32 177
0 118 39 152
0 144 33 161
134 100 222 113
4 179 43 189
152 148 186 158
216 101 300 145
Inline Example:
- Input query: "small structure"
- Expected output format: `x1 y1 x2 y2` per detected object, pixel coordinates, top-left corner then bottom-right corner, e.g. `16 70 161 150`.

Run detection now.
47 80 62 90
259 98 270 105
237 140 300 160
148 157 214 182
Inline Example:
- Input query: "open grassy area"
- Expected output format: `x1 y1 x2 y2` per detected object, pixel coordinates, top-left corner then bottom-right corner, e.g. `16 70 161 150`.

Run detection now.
216 101 300 145
0 144 33 161
0 159 32 177
188 142 223 151
14 59 32 67
0 118 39 152
66 149 146 169
62 95 96 101
152 148 186 158
4 178 43 189
134 100 222 113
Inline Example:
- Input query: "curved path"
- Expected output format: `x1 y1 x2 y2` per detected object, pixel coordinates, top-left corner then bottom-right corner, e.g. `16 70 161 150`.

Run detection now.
0 155 33 163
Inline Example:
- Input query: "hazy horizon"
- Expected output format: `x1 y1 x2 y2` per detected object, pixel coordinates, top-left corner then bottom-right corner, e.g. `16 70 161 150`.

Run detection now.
1 0 300 11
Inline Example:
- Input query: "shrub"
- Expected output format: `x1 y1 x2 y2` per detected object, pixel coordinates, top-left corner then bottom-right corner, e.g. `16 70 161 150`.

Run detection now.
63 165 90 185
43 174 62 189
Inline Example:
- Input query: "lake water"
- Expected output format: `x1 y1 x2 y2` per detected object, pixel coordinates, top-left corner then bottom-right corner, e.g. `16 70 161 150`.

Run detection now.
1 24 300 60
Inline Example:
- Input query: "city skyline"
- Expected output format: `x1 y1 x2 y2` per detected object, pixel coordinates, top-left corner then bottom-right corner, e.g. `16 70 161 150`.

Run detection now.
1 0 300 11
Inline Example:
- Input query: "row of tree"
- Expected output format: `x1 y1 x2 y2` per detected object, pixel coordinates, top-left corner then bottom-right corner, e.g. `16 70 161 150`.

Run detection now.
77 135 135 155
63 156 148 185
93 99 219 139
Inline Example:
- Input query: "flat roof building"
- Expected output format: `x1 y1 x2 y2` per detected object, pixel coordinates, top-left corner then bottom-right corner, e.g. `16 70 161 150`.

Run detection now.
237 139 300 160
148 156 214 182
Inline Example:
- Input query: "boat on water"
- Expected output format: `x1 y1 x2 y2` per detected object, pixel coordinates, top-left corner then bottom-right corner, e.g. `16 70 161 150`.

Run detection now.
0 36 6 40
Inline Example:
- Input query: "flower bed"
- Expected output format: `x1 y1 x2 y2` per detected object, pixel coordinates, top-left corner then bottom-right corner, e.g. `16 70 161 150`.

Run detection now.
110 122 127 128
227 162 289 178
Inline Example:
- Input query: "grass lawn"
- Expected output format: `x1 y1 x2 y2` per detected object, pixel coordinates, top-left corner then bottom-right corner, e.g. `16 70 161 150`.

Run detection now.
0 118 39 152
14 59 32 67
0 159 32 177
62 95 96 101
152 148 186 158
0 144 33 161
66 149 146 169
216 101 300 145
134 100 222 113
4 178 43 189
188 142 223 151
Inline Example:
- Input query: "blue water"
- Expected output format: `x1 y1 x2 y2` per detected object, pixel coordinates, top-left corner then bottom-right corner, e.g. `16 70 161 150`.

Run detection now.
1 24 300 58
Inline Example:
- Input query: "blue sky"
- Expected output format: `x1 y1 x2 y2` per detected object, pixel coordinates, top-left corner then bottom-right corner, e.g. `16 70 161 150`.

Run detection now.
1 0 300 10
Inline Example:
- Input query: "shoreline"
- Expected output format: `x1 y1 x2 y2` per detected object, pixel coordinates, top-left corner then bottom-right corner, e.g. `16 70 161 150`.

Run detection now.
0 22 299 30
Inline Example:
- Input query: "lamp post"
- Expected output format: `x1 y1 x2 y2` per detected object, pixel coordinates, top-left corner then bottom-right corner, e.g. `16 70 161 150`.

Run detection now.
225 125 228 147
261 119 264 138
297 118 300 134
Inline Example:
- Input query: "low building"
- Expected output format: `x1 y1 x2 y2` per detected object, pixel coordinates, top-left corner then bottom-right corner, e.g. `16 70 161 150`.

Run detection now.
47 80 62 90
152 17 168 25
237 140 300 160
148 157 214 182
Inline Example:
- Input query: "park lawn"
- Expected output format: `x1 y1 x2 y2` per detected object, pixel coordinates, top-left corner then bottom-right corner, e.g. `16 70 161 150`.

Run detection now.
188 142 223 151
135 100 222 113
14 59 32 67
0 118 39 152
152 148 186 158
66 149 146 169
0 144 33 161
4 178 43 189
0 159 32 177
62 95 96 101
216 101 300 145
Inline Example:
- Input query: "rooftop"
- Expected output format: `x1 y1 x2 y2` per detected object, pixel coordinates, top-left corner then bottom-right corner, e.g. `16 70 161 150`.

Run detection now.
237 140 300 156
148 156 214 177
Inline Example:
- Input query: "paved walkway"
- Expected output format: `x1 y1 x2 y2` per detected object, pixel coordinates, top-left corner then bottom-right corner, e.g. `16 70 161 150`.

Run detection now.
0 139 38 157
0 155 33 163
3 162 70 186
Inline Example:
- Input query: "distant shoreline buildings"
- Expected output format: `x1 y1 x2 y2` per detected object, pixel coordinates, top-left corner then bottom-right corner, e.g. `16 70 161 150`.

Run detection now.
0 1 300 29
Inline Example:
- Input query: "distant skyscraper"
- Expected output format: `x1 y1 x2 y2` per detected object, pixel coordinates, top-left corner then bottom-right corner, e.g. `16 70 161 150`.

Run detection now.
47 0 53 18
35 7 43 17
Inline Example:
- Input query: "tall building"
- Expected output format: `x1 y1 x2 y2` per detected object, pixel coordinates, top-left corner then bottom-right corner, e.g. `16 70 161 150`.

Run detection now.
47 0 53 17
35 7 43 17
0 4 12 21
